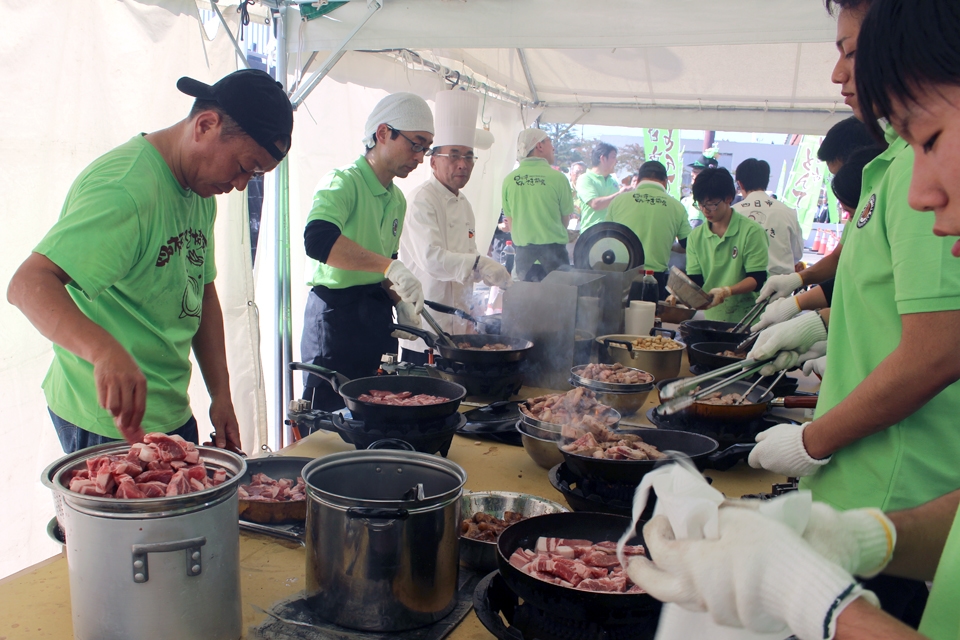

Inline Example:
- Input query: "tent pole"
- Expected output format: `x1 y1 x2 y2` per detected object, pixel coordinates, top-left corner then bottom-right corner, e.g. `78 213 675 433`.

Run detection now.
210 1 251 69
516 49 540 105
274 5 293 449
289 0 383 108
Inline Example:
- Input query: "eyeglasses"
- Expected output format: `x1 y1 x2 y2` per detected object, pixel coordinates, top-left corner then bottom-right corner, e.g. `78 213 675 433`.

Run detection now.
431 153 478 164
695 200 723 212
386 126 431 154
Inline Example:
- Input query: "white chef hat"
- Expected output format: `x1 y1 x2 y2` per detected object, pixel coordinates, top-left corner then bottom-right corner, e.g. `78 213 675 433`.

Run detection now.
432 89 496 151
517 128 549 161
363 92 434 149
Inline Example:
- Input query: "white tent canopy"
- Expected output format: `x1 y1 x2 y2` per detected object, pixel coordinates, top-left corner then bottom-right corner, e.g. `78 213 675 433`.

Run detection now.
294 0 852 133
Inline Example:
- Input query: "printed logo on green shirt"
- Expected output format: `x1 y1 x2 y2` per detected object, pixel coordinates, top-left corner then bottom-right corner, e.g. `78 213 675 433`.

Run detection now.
155 228 208 320
392 219 399 236
857 194 877 229
732 246 739 259
513 175 547 186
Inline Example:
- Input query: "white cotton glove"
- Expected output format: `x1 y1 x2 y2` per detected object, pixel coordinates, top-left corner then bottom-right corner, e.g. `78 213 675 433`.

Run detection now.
384 260 424 313
757 338 828 377
748 422 830 477
757 272 804 303
752 296 802 332
391 301 422 341
476 256 512 288
801 502 896 579
704 286 732 309
804 355 828 378
628 509 877 640
749 311 827 367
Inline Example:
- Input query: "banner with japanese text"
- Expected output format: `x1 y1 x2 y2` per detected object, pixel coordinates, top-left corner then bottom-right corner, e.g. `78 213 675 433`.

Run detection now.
781 135 826 237
643 129 683 200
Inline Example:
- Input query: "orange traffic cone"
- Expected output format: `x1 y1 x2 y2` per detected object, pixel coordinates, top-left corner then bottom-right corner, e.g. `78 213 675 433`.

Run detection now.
812 229 822 252
819 232 829 255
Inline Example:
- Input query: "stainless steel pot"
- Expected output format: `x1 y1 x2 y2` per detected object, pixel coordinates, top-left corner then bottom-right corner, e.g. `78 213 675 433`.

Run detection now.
596 331 684 383
303 450 467 631
42 443 246 640
568 365 655 417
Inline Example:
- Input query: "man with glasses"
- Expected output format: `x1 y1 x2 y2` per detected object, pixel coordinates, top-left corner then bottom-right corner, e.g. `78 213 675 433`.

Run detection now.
397 91 511 364
300 92 432 411
684 167 769 321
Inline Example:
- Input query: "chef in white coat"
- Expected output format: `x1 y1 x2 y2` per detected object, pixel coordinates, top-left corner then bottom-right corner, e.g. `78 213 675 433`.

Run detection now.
398 90 511 364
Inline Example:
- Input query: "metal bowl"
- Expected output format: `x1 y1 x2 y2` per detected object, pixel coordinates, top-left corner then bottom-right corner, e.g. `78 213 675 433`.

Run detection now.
569 365 654 417
517 423 565 470
656 302 697 324
459 491 567 572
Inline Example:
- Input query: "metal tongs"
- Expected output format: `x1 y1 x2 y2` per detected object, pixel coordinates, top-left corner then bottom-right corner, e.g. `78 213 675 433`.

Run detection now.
419 307 459 349
729 297 771 334
657 358 770 415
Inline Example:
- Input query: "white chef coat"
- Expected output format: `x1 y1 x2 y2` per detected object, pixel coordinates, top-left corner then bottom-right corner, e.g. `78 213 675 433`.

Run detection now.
735 191 804 276
398 174 481 353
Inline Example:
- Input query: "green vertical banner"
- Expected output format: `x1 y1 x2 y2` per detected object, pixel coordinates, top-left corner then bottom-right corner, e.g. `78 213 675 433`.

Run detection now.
781 135 826 237
643 129 683 200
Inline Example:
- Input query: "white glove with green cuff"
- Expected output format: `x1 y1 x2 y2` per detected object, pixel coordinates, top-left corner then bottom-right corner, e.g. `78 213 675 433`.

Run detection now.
757 272 804 302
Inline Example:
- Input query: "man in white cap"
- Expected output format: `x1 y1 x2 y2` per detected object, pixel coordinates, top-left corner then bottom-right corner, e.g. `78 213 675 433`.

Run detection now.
501 129 575 281
397 90 511 364
300 92 433 411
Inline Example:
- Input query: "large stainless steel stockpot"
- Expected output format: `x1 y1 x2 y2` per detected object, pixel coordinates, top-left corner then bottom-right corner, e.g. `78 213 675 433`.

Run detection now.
42 443 246 640
303 450 467 631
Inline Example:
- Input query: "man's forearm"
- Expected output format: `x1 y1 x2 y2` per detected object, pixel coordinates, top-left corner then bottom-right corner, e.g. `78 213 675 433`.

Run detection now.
835 598 924 640
587 192 621 212
885 489 960 581
804 311 960 458
796 286 829 311
326 236 393 274
192 283 231 400
799 246 842 286
730 276 759 296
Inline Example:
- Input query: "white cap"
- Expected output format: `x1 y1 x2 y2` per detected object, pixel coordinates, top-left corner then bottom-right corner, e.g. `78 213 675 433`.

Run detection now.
363 92 434 149
517 128 548 161
434 90 477 148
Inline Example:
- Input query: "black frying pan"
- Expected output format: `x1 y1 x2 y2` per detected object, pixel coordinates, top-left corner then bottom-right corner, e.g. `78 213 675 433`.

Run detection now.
656 377 817 422
687 341 749 371
496 512 659 623
679 319 751 345
237 456 312 524
395 324 533 365
288 362 466 424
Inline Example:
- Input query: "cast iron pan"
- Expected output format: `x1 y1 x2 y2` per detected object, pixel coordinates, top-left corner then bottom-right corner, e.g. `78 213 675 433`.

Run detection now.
678 319 751 345
496 512 659 624
288 362 466 424
395 324 533 365
237 456 312 524
687 341 749 371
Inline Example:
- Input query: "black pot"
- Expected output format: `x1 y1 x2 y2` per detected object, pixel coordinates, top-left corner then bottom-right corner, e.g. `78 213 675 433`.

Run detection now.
679 319 750 345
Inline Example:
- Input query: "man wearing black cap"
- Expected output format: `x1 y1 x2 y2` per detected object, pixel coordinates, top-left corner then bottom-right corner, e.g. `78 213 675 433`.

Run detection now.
682 147 720 226
7 69 294 454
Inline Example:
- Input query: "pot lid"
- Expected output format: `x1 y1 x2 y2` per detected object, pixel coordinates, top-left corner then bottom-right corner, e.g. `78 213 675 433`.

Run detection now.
573 222 644 272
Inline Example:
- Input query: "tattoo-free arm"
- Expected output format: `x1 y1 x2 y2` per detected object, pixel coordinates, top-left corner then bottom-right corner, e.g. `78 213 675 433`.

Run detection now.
192 282 241 452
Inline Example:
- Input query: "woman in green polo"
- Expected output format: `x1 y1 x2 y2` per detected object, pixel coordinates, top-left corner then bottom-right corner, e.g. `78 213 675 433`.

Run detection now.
684 167 769 321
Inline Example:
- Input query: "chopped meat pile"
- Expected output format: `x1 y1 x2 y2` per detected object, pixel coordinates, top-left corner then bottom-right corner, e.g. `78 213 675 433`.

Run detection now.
521 388 619 438
239 473 306 502
65 434 227 499
509 537 646 593
562 431 666 461
719 350 746 359
457 342 511 351
577 363 653 385
461 511 526 542
700 392 752 405
357 390 450 406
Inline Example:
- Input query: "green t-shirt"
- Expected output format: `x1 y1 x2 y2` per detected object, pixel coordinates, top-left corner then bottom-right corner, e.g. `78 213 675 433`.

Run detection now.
502 157 573 246
35 134 217 438
305 155 406 288
607 182 692 272
918 504 960 639
801 130 960 512
577 170 620 231
685 211 769 321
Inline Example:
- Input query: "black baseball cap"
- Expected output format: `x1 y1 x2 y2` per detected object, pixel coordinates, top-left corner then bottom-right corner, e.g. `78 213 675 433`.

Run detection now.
688 154 719 169
177 69 294 162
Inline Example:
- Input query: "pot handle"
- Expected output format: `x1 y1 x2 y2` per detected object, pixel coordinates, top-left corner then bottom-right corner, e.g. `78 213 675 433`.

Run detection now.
367 438 416 451
703 443 755 472
650 326 677 339
131 536 206 583
391 323 438 347
288 362 348 394
424 300 479 325
346 507 410 520
602 338 634 353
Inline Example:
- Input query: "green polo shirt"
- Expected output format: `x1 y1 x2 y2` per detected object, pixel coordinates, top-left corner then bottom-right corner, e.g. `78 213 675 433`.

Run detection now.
577 170 620 231
305 156 406 289
918 504 960 639
801 129 960 512
685 211 768 321
502 157 573 246
607 182 692 272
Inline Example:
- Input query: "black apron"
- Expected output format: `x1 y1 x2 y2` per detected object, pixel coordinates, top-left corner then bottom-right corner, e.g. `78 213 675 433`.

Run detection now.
300 283 397 412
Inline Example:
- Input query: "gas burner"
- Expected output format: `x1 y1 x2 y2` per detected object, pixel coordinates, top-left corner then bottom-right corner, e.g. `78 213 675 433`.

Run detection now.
741 479 800 501
286 410 464 457
473 571 661 640
645 408 800 447
549 463 652 518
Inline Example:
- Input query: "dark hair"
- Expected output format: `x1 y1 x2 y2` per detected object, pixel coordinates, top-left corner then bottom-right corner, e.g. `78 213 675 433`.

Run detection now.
637 161 667 182
824 0 872 16
817 117 877 164
856 0 960 139
734 158 770 192
189 99 247 139
831 145 884 209
692 167 737 203
591 142 617 167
